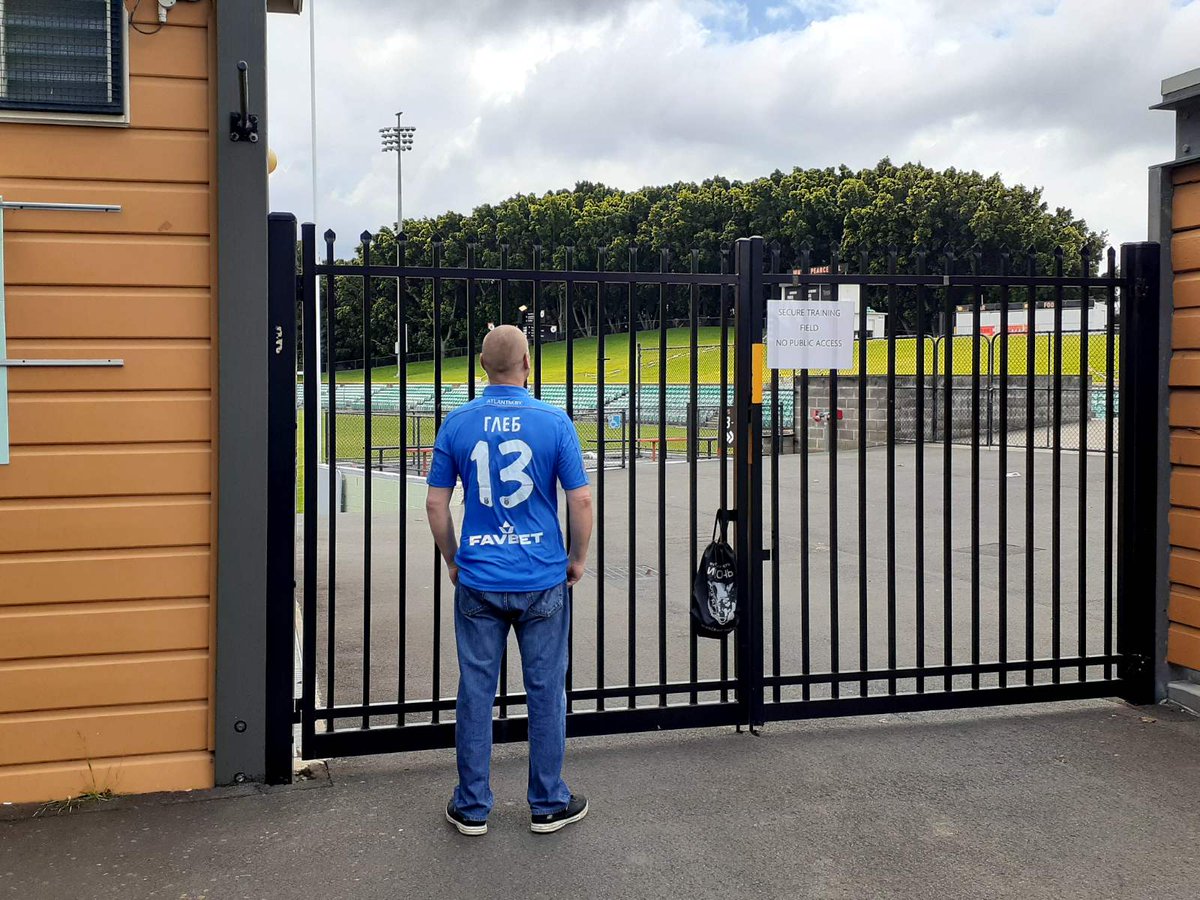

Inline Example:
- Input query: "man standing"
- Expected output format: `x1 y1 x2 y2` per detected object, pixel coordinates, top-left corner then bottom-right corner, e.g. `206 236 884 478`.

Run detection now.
425 325 593 836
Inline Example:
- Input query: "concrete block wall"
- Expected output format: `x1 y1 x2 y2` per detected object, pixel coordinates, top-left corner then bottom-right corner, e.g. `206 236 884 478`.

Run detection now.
796 375 1091 451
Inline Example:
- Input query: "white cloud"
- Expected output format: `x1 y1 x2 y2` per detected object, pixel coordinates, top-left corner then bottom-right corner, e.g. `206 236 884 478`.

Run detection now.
266 0 1196 251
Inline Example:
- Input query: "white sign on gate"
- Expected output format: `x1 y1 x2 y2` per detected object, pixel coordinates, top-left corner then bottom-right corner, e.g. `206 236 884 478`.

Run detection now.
766 299 855 369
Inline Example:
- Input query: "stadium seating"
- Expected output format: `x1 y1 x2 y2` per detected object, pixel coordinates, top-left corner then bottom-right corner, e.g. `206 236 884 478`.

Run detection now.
302 378 794 430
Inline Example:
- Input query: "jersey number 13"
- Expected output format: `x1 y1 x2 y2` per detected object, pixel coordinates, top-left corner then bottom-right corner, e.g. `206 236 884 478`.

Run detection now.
469 439 533 508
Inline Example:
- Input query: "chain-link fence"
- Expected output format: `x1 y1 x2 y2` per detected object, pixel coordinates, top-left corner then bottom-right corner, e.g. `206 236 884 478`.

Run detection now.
922 330 1119 451
795 329 1119 452
632 343 794 459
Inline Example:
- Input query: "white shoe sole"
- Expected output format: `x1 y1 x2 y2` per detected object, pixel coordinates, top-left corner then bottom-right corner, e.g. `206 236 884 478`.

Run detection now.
446 809 487 836
530 802 589 834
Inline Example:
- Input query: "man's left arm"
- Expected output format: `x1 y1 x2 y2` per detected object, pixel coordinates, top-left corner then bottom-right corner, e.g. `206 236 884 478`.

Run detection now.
425 486 460 585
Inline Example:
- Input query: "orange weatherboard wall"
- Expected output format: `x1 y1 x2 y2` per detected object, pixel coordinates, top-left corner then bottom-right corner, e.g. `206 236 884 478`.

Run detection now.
0 2 217 804
1169 162 1200 672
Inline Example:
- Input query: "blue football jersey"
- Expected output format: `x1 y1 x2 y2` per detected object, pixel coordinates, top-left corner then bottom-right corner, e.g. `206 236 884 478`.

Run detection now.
426 384 589 591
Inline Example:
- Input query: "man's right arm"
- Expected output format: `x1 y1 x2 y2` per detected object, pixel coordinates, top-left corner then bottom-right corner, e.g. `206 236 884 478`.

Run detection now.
425 420 460 583
556 413 593 586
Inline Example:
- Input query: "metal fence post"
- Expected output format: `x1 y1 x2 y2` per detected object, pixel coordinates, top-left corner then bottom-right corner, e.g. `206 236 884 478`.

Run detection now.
931 335 941 441
986 334 996 447
265 213 298 783
734 236 765 729
1117 241 1162 704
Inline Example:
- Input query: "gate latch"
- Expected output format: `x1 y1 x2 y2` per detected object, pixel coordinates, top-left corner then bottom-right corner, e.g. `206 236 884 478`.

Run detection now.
230 61 260 143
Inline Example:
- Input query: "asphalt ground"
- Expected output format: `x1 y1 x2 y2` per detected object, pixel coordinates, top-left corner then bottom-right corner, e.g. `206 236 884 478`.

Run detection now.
303 441 1114 726
4 700 1198 900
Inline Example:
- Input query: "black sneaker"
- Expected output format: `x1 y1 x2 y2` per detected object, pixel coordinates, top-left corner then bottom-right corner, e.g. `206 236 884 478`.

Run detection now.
530 795 588 834
445 800 487 836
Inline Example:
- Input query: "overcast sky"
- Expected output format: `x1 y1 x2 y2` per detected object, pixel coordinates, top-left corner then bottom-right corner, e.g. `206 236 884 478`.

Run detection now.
266 0 1197 252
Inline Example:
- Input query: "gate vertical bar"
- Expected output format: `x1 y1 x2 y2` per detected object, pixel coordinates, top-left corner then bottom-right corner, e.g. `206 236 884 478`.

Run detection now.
1078 249 1090 682
564 247 575 711
265 213 298 783
798 249 812 701
300 222 318 758
688 250 700 705
533 244 542 399
857 252 869 697
970 252 982 689
467 244 477 401
1117 242 1161 705
734 236 765 729
657 249 669 706
942 251 955 692
829 251 842 699
998 253 1010 688
885 249 897 695
1024 250 1037 685
768 242 781 706
499 243 509 323
719 246 731 701
431 236 444 724
360 231 374 729
395 233 407 725
627 247 638 708
323 231 337 728
914 251 927 693
1104 247 1117 680
1052 249 1064 682
596 249 607 712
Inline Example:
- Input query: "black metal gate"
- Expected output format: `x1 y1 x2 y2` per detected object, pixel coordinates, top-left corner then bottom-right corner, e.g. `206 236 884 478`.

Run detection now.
270 214 1159 761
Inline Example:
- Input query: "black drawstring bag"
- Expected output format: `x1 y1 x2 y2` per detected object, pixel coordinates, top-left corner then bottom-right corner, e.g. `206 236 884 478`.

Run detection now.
692 512 737 638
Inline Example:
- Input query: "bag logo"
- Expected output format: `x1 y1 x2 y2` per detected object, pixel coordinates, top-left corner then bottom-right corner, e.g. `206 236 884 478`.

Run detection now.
706 563 735 625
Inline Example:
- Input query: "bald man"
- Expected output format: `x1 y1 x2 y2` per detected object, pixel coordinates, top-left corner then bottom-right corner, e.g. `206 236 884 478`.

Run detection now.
426 325 593 836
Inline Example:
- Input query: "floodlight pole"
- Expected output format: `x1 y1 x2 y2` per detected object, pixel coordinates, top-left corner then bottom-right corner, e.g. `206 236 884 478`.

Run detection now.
381 112 416 233
381 114 416 383
400 112 410 234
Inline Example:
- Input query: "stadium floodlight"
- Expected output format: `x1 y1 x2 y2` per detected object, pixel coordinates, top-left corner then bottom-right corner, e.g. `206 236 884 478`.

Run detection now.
380 112 417 231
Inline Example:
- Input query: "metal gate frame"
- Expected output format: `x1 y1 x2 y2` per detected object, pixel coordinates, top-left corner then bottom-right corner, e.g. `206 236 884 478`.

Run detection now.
268 215 1160 762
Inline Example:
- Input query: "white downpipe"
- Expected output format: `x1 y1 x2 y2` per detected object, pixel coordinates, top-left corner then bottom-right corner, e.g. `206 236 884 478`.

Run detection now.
308 0 324 463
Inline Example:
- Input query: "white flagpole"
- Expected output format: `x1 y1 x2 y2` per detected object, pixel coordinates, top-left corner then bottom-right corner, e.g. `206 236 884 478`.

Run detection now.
309 0 325 465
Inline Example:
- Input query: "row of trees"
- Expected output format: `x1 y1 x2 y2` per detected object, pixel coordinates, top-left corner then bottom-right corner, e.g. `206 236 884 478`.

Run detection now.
310 159 1106 366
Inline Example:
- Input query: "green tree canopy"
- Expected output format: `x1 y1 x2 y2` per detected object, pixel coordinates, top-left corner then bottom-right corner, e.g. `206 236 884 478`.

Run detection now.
317 158 1106 366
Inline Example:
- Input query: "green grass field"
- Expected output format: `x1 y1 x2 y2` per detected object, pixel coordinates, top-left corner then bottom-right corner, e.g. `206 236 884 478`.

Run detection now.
297 327 1117 509
316 327 1118 385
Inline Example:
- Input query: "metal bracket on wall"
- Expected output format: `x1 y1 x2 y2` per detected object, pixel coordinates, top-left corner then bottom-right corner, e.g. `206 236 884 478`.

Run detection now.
0 198 123 465
0 359 123 367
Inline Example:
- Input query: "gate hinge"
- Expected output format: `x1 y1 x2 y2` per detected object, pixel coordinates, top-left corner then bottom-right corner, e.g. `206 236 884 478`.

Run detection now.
292 699 304 724
761 549 772 562
1122 653 1151 677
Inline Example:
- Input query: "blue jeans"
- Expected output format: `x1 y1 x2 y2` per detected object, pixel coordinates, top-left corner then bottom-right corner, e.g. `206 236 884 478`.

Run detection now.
452 581 572 820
